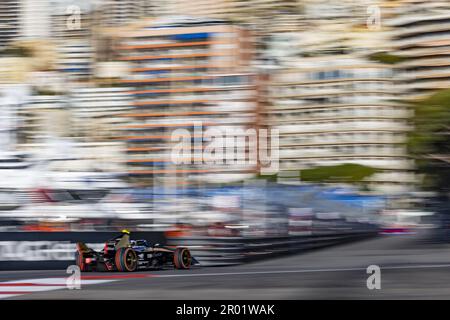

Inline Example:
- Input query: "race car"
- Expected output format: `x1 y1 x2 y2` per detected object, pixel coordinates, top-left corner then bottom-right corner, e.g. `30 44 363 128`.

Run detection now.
75 230 198 272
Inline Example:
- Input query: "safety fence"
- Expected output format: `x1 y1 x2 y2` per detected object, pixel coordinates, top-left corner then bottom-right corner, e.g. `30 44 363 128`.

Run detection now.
168 230 378 266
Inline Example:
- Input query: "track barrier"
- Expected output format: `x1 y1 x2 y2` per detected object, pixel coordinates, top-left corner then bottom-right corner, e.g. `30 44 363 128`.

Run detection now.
0 232 165 270
168 229 378 266
0 228 377 269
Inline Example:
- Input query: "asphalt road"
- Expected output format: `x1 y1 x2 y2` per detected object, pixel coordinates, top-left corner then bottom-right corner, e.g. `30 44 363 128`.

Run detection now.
3 230 450 299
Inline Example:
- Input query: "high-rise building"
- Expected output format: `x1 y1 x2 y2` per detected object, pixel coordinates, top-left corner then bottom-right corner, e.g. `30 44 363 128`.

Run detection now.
263 1 415 194
18 95 70 144
116 18 259 186
17 88 129 171
50 7 92 39
159 0 304 37
0 0 21 49
54 39 94 81
20 0 51 40
50 6 95 81
162 0 302 22
0 0 53 49
267 54 414 193
388 0 450 100
97 0 160 27
69 87 133 142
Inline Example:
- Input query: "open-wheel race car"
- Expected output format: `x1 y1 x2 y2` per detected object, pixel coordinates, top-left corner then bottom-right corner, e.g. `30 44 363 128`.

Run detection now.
75 230 198 272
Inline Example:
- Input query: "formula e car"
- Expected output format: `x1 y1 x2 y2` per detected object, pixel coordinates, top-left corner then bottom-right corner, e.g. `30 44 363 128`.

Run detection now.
75 230 198 272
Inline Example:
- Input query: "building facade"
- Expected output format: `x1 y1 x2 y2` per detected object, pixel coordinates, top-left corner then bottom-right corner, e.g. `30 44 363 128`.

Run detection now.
388 0 450 100
117 19 259 186
0 0 21 49
262 1 415 194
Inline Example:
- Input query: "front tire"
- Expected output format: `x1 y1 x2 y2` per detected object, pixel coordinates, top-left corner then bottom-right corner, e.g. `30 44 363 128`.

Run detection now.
115 247 138 272
173 247 191 269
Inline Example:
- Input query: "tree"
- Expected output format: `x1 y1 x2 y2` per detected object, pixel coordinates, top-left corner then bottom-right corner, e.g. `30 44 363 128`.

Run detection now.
368 52 408 65
408 88 450 196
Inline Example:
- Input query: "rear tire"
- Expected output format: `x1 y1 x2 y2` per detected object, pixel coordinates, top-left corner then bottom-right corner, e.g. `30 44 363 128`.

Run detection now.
173 247 191 269
115 247 138 272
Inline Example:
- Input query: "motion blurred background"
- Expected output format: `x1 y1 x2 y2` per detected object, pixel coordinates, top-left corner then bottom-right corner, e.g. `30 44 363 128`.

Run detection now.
0 0 448 242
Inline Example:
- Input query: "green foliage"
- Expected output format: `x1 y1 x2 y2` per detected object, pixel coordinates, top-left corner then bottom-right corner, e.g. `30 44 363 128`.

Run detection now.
300 163 378 183
408 89 450 191
369 52 407 65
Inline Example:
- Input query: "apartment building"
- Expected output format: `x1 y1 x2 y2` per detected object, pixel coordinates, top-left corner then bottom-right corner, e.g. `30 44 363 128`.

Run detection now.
388 0 450 100
117 18 258 186
50 8 94 81
163 0 301 20
18 95 70 144
0 0 53 49
159 0 305 38
53 39 94 81
0 0 21 49
262 2 415 194
267 56 414 193
19 0 51 40
69 87 133 142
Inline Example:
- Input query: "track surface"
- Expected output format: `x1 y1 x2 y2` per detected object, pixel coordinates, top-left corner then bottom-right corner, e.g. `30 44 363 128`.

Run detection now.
3 230 450 299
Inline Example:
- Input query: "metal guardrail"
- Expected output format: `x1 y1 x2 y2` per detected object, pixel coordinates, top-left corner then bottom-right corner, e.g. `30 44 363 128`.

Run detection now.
0 229 377 269
168 230 377 266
